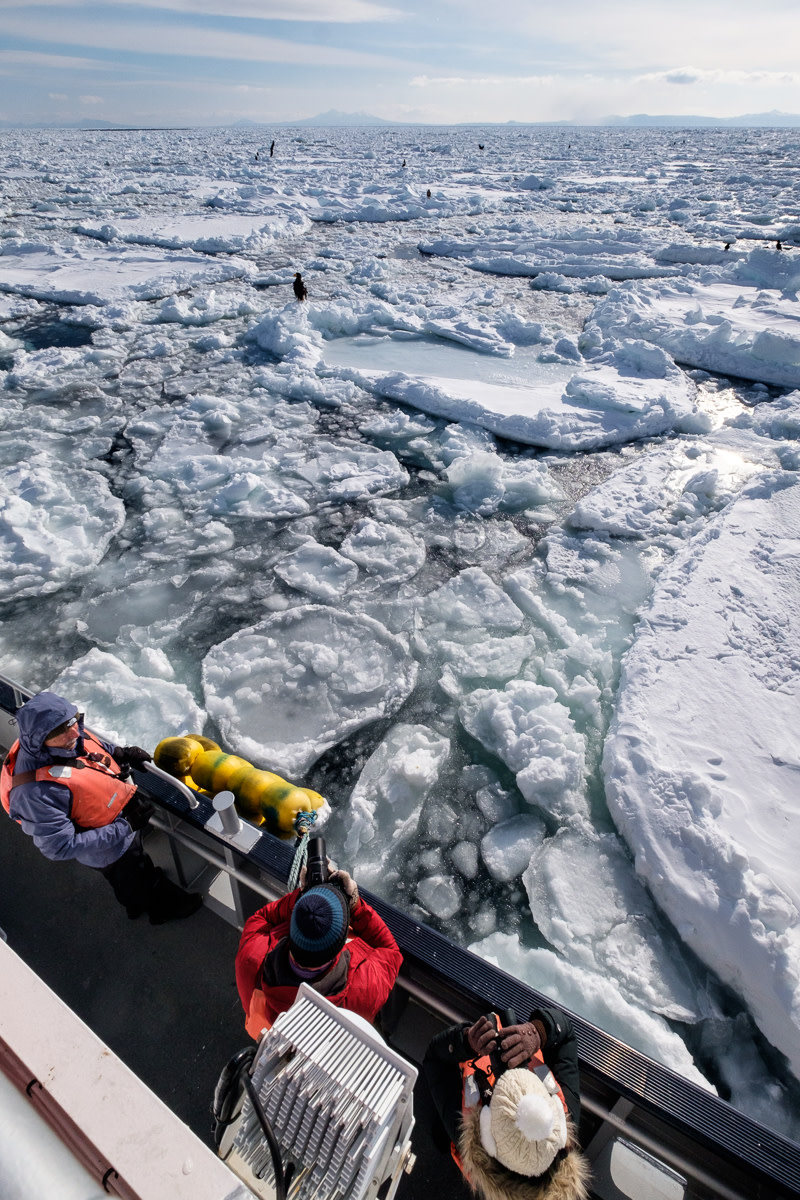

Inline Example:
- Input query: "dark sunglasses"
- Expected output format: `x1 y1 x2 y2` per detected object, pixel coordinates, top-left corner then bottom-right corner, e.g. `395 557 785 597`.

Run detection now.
48 712 83 738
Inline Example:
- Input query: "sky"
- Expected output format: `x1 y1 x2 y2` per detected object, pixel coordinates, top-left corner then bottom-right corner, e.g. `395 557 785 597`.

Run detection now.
1 0 800 127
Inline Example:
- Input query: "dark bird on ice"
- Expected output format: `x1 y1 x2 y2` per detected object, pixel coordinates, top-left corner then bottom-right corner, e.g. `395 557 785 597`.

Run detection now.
270 140 275 157
724 242 731 250
402 159 406 167
293 272 308 301
426 188 431 198
776 239 783 251
478 143 484 149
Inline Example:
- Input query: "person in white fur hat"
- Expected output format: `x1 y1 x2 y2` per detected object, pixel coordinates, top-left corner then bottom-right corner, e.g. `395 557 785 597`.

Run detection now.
423 1003 590 1200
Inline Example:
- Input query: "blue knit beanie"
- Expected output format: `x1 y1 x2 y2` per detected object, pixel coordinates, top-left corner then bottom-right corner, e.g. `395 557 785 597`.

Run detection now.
289 885 349 969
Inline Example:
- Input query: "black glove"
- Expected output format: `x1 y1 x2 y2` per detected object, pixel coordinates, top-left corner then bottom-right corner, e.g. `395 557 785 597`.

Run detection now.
113 745 153 769
123 794 155 832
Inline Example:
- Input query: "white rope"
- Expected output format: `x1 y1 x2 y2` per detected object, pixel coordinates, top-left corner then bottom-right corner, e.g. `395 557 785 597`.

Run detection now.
287 811 317 891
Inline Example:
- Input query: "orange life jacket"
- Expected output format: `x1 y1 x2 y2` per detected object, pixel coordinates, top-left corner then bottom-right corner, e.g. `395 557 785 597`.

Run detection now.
1 731 136 829
451 1027 568 1173
245 988 273 1041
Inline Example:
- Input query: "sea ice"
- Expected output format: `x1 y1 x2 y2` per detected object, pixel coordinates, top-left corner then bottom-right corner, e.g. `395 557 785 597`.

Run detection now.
202 606 418 776
419 567 524 634
367 350 700 450
343 723 450 877
3 124 800 1135
604 473 800 1079
273 541 358 600
77 212 304 255
339 518 426 583
470 932 712 1091
0 238 249 306
52 648 206 749
0 458 125 600
593 270 800 389
437 634 538 700
459 680 588 821
524 824 700 1021
567 437 767 541
481 814 547 882
417 873 463 920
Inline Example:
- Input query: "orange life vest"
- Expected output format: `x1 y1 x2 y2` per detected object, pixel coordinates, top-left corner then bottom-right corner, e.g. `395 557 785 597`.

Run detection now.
245 988 273 1041
1 731 136 829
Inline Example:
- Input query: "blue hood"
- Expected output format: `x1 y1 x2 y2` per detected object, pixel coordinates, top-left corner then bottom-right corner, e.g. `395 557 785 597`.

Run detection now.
16 692 79 759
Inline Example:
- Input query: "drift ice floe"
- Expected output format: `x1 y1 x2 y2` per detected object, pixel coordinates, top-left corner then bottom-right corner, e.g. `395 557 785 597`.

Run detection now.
153 734 325 837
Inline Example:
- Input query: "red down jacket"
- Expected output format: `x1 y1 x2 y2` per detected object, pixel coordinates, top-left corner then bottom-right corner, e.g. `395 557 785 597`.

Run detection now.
235 887 403 1033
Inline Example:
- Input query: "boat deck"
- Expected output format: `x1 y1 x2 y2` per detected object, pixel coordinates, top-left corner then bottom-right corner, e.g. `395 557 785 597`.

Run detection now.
0 817 471 1199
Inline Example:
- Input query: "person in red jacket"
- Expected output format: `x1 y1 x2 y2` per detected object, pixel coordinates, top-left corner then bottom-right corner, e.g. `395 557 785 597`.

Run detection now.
236 868 402 1039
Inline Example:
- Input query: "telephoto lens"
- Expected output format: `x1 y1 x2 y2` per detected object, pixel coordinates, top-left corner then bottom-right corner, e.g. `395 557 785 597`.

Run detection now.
305 836 329 888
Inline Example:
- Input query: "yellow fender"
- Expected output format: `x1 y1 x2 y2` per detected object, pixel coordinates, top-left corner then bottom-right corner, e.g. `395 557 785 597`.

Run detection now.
153 735 325 837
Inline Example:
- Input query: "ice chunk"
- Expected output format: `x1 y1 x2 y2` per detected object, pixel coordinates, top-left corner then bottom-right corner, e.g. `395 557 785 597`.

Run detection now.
343 723 450 863
0 237 248 306
444 451 558 514
370 354 700 450
568 439 765 540
421 567 524 632
339 518 426 582
210 470 311 519
203 606 418 776
524 826 700 1021
481 814 547 882
295 441 409 502
471 933 712 1091
593 275 800 388
519 174 555 191
0 458 124 600
273 541 358 600
417 873 462 919
604 473 800 1078
79 212 300 256
451 840 479 879
475 779 518 824
437 635 537 700
249 302 324 368
459 680 588 820
138 647 176 681
52 648 206 749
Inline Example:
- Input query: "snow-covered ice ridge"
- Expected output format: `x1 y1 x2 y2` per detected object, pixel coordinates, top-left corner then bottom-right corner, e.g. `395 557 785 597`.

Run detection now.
2 125 800 1136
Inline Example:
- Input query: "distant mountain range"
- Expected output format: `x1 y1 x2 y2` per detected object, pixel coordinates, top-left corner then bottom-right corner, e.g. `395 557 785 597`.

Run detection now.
235 109 394 128
603 111 800 128
3 109 800 131
238 109 800 129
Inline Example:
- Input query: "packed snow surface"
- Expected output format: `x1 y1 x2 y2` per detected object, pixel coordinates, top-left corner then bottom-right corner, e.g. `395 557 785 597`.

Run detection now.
2 125 800 1136
604 473 800 1078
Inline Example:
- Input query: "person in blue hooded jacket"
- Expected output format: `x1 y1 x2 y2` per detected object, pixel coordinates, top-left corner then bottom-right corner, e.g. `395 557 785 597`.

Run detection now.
1 691 201 924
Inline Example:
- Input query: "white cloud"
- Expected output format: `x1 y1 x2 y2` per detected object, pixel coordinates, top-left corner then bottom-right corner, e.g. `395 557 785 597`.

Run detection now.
0 0 401 19
0 13 408 68
0 49 119 70
411 74 555 87
79 94 104 104
635 66 800 87
432 0 800 73
48 92 68 100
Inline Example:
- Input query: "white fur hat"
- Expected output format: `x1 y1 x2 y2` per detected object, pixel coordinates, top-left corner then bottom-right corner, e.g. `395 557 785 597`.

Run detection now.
479 1068 567 1177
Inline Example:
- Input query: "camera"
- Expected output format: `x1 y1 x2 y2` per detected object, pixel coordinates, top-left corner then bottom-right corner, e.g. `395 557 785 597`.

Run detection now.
305 836 330 889
486 1006 517 1080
